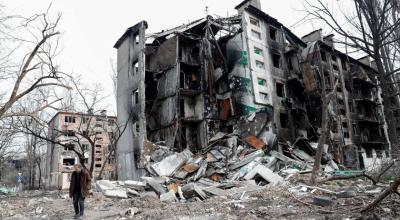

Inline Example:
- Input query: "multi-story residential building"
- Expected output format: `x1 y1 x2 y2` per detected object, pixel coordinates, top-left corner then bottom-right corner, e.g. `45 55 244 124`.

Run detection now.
114 0 391 180
44 111 117 189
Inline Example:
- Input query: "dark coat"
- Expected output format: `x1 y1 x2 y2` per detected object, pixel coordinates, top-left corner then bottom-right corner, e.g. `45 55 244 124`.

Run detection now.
69 169 91 198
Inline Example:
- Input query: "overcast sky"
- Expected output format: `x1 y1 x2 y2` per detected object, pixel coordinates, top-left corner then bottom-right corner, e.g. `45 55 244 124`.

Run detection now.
2 0 328 115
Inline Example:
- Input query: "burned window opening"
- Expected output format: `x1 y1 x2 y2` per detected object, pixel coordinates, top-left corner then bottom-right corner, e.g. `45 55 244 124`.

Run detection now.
287 57 294 70
269 27 277 41
62 158 75 166
280 113 289 128
272 53 281 68
320 51 327 61
180 63 201 90
65 116 76 123
341 58 347 70
64 144 74 151
276 82 284 97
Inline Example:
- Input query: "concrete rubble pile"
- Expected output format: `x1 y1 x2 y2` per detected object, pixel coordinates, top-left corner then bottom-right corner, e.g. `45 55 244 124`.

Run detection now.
96 133 338 202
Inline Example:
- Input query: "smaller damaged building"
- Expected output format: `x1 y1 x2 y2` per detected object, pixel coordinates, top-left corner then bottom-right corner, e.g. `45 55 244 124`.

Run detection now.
114 0 390 180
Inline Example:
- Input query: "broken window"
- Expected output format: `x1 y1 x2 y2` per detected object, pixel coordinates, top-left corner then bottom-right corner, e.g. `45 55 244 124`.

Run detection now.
136 123 140 133
95 150 101 154
82 117 89 124
288 57 293 70
269 27 277 41
331 55 337 62
390 97 396 106
342 122 348 128
341 59 347 70
108 158 115 164
82 144 89 151
344 132 350 138
333 64 339 71
95 158 102 162
272 53 281 68
133 90 139 104
280 113 288 128
340 109 346 116
64 144 74 151
96 145 101 148
64 130 75 137
338 98 344 105
393 110 399 117
62 158 75 166
108 119 115 125
254 47 263 56
95 164 101 168
255 60 265 69
84 158 88 164
352 123 357 134
249 17 260 27
251 30 261 40
260 92 269 101
321 51 327 61
349 101 354 112
365 148 373 158
276 82 284 97
135 35 139 44
324 72 331 87
133 62 139 75
258 78 267 86
64 116 76 123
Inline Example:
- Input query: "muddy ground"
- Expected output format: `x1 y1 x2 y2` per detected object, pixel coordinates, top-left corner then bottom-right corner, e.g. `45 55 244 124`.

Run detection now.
1 179 399 220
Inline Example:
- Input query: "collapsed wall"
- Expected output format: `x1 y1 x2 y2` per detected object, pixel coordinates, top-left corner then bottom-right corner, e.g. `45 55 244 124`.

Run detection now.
114 1 390 180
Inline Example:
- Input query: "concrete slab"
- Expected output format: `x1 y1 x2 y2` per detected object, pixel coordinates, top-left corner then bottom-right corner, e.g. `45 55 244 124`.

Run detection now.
244 164 284 185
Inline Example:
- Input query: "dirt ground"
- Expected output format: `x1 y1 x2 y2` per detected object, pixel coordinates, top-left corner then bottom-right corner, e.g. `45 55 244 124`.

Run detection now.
1 180 399 220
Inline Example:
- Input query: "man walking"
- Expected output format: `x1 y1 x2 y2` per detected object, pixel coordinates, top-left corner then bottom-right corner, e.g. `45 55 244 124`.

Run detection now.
69 164 91 219
16 172 25 193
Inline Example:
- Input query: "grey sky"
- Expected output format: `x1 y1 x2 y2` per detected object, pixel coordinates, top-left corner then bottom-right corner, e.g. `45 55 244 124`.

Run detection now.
2 0 325 115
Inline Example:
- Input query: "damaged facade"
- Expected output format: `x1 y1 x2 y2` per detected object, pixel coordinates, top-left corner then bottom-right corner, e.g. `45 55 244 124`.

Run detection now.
44 111 117 189
114 0 390 180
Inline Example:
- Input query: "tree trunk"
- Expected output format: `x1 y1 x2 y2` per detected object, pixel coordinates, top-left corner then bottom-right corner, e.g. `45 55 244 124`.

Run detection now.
361 175 400 212
310 98 329 185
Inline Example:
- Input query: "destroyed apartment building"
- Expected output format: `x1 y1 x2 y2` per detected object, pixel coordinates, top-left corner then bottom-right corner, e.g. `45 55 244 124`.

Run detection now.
114 0 391 182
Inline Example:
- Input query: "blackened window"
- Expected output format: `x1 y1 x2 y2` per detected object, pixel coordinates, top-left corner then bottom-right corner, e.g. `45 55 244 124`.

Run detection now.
280 113 288 128
321 51 327 61
269 27 277 41
65 116 76 123
272 53 281 68
276 82 284 97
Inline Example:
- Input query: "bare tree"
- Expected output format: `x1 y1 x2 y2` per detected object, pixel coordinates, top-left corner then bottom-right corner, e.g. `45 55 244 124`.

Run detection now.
96 118 128 180
0 120 19 182
0 5 70 120
305 0 400 209
305 0 400 155
18 79 117 177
